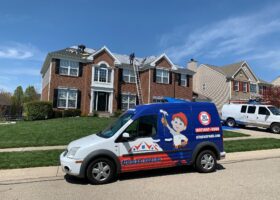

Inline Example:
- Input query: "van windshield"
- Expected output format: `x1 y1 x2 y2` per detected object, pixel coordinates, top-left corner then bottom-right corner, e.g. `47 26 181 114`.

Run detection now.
268 106 280 115
97 112 134 138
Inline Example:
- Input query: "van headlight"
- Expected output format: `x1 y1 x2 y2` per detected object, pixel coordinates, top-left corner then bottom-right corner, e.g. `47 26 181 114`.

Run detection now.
67 147 80 158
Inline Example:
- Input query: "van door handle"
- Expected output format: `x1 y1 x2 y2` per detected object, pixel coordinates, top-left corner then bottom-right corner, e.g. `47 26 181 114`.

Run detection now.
153 139 160 143
165 138 173 142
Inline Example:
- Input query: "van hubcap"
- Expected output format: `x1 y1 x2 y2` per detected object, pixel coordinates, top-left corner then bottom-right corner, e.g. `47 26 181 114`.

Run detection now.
201 154 214 170
92 162 111 181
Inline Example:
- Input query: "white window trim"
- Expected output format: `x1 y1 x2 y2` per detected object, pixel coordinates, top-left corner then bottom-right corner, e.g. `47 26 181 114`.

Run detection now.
59 59 79 77
122 93 136 110
234 81 239 91
57 88 78 109
181 74 187 86
123 69 136 83
93 62 112 84
156 68 169 84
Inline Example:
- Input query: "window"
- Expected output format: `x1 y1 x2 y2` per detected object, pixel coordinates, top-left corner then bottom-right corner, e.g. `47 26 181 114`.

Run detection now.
234 81 239 91
241 105 247 113
93 64 112 83
123 69 136 83
258 107 270 115
124 115 157 138
247 106 256 114
156 69 169 84
243 82 247 92
122 94 136 110
152 96 166 103
59 59 79 76
181 74 187 86
57 88 77 109
250 84 257 93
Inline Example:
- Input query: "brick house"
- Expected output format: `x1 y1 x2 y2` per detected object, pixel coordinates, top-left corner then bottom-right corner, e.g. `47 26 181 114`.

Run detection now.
41 45 195 115
191 60 268 111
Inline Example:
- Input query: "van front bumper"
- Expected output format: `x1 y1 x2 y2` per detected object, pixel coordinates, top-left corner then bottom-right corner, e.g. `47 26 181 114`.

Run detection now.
60 151 83 177
220 151 226 160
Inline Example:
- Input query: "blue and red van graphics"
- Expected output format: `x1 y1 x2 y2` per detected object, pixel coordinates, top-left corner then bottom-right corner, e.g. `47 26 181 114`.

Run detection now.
119 104 223 172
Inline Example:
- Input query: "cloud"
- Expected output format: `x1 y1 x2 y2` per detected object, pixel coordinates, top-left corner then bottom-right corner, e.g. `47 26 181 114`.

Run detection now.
0 42 44 60
159 4 280 65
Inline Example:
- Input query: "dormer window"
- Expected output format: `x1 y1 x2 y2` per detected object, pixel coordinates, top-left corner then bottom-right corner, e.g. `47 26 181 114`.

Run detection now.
59 59 79 76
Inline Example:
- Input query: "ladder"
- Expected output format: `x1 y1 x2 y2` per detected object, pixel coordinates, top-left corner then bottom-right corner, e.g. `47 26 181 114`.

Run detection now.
132 60 143 104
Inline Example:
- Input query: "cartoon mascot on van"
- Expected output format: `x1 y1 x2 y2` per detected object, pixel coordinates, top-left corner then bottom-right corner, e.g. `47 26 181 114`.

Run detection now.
160 110 188 148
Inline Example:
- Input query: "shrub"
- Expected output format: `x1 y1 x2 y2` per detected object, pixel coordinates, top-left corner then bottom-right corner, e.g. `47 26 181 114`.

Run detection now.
24 101 53 121
114 110 123 117
53 110 63 118
63 109 81 117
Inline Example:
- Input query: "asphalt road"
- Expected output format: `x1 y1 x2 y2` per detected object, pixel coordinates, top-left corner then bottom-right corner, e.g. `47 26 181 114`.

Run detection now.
1 157 280 200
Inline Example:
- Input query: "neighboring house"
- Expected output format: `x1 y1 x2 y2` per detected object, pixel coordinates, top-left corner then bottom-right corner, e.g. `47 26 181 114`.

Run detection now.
191 61 262 111
41 45 195 115
272 76 280 86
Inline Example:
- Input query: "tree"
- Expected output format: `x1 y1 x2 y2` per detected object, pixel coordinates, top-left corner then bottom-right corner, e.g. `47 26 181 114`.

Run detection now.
263 86 280 108
11 86 24 116
0 90 12 118
24 86 39 103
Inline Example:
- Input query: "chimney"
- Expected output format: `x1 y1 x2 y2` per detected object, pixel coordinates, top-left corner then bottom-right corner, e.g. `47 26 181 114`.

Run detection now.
187 58 198 72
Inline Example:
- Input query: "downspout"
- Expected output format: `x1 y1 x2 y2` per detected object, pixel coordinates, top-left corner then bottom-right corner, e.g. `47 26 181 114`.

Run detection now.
47 62 52 101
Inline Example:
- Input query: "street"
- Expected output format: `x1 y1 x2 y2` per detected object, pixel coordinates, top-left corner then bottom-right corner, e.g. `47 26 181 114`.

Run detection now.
1 157 279 200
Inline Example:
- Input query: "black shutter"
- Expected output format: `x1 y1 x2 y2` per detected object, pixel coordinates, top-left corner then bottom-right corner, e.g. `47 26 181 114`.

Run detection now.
53 89 58 108
119 68 123 82
79 63 83 77
178 74 181 86
187 75 190 87
153 68 156 82
117 93 122 110
55 59 60 74
169 71 172 84
136 96 139 105
77 90 81 109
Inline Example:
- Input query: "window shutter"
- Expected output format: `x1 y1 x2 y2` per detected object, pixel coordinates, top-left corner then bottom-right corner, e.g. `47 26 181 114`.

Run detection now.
117 93 122 110
169 72 172 84
77 90 81 109
53 89 58 108
153 69 157 82
187 75 190 87
178 74 181 86
119 68 123 82
239 81 242 92
55 59 60 74
79 63 83 77
136 96 139 105
247 83 249 93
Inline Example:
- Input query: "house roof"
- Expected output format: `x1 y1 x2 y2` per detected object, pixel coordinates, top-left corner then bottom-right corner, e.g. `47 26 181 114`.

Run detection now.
204 61 245 78
41 45 195 76
258 78 272 85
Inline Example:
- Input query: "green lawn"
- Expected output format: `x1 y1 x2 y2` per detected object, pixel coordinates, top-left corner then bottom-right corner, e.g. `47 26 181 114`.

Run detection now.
0 117 115 148
224 138 280 153
223 130 250 138
1 138 280 169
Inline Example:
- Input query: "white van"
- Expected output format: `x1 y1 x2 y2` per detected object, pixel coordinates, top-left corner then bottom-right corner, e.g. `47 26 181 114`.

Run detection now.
221 104 280 134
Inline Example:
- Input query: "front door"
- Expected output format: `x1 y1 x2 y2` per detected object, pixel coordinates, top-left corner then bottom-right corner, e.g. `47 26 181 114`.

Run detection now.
94 91 109 112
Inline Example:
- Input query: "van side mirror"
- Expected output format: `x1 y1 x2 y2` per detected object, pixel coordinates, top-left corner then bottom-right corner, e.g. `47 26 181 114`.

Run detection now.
122 132 130 138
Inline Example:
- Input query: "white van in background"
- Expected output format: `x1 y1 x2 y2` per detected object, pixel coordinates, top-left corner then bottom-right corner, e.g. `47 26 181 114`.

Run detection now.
221 104 280 134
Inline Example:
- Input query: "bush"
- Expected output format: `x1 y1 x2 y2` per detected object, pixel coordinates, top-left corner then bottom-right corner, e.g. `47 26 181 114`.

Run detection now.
53 109 81 118
24 101 53 121
114 110 123 117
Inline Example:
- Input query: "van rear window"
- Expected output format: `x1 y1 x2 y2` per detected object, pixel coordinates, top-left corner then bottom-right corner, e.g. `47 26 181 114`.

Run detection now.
247 106 256 114
241 105 247 113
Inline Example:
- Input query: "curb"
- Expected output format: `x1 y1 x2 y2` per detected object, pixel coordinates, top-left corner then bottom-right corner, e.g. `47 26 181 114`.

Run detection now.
0 148 279 184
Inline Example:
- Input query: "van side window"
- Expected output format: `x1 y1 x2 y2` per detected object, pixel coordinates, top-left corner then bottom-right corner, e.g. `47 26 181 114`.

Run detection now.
241 105 247 113
124 115 157 138
258 107 269 115
247 106 256 114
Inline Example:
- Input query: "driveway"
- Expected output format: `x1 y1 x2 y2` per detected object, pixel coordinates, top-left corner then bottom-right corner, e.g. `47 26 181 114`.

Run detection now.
1 156 279 200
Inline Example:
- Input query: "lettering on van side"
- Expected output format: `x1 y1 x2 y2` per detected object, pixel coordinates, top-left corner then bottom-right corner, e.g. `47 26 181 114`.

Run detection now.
196 134 221 140
195 127 220 133
121 157 162 166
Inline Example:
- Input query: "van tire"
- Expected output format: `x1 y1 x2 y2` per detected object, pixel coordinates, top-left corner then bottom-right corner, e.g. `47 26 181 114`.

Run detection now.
86 158 116 185
270 123 280 134
226 118 236 127
195 150 217 173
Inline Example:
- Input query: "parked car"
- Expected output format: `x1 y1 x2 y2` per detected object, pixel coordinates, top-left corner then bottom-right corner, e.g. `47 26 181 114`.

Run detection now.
221 104 280 134
60 102 225 184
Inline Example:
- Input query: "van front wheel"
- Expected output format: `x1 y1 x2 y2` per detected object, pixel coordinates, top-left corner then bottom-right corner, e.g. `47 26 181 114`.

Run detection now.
226 118 236 127
86 158 116 185
195 150 217 173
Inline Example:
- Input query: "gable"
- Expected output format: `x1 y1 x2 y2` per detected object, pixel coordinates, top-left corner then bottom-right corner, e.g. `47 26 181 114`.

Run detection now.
155 57 172 68
233 68 249 81
234 63 258 83
92 50 115 66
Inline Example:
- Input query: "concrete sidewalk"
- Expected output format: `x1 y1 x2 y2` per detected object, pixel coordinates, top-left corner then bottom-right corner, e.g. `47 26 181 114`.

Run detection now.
0 148 279 184
0 145 66 153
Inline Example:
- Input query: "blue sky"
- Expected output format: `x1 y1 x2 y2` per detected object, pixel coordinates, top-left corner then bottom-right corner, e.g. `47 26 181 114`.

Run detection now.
0 0 280 93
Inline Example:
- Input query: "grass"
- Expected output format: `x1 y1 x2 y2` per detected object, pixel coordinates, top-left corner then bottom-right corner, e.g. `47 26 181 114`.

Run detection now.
0 150 62 169
223 130 250 138
1 138 280 169
0 117 115 148
224 138 280 153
